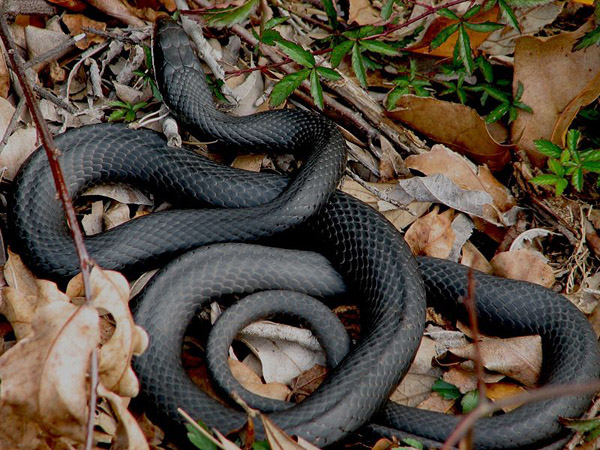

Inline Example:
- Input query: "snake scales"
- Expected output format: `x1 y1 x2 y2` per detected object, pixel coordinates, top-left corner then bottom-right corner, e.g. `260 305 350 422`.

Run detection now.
8 18 600 449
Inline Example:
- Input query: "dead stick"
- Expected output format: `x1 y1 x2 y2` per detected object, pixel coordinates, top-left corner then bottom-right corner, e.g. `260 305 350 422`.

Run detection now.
0 11 97 450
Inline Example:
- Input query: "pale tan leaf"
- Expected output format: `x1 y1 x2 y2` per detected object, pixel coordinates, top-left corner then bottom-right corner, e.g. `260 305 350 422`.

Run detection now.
491 249 555 288
449 335 542 387
229 359 290 401
485 382 526 412
348 0 379 25
404 207 455 258
0 302 99 442
0 126 38 180
62 13 106 49
232 154 265 172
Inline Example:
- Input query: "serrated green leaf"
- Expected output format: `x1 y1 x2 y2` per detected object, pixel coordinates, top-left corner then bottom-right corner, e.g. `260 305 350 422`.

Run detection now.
109 100 129 108
321 0 339 30
556 178 568 196
480 90 489 106
457 87 467 104
583 161 600 173
560 149 570 165
580 149 600 162
534 140 562 158
572 168 583 191
508 106 518 123
463 5 482 20
132 101 149 112
457 26 474 74
476 56 493 82
401 438 424 450
548 158 565 177
330 40 353 67
432 379 461 400
252 440 270 450
464 21 504 33
513 101 533 113
359 39 399 56
485 102 510 123
567 129 581 152
412 79 431 87
461 390 479 413
381 0 396 20
125 110 136 122
261 29 283 45
414 86 431 97
437 8 459 20
409 59 417 78
394 78 410 87
430 23 460 51
269 69 310 106
562 417 600 433
204 0 259 27
276 40 315 68
358 25 383 38
515 80 524 100
361 53 382 70
265 16 288 30
482 85 510 102
498 0 520 32
108 109 126 121
186 422 217 450
310 68 324 110
352 43 368 88
531 174 561 185
316 66 341 80
573 25 600 51
483 0 498 12
386 86 409 110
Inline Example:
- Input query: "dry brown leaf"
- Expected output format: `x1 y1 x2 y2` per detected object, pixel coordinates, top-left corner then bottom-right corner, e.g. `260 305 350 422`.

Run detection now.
229 359 290 401
490 249 555 288
388 96 512 171
232 154 265 172
0 302 99 442
416 392 455 413
1 250 71 339
0 50 9 98
97 384 149 450
348 0 379 25
62 13 106 49
289 364 327 403
460 241 492 273
449 335 542 387
485 382 526 412
85 0 146 27
262 415 317 450
0 126 39 180
512 25 600 166
405 207 455 258
67 268 148 397
411 6 499 57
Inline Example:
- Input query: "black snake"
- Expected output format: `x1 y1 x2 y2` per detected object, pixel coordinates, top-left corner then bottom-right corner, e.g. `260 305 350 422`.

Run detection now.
8 18 600 449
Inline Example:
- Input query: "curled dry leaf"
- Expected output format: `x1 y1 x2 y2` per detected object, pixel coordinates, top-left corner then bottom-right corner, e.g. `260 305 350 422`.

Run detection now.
62 13 106 49
491 249 555 288
348 0 380 25
262 414 319 450
388 96 513 171
512 25 600 166
229 358 290 401
485 382 526 413
1 250 71 339
449 335 542 387
68 267 148 397
404 207 456 258
0 301 99 443
85 0 146 27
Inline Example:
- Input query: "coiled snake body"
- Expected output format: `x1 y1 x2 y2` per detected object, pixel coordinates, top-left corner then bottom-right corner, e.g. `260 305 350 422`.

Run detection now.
8 19 600 449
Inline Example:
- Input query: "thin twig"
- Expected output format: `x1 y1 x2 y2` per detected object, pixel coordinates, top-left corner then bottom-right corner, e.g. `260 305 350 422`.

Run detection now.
0 11 97 450
23 33 85 69
178 408 226 450
82 26 146 44
0 96 25 150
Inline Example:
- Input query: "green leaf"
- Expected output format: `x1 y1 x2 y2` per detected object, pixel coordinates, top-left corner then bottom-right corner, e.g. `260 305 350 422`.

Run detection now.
414 86 431 97
573 26 600 52
582 161 600 173
352 43 368 88
476 56 493 83
276 40 315 68
548 158 565 177
498 0 520 32
260 29 283 45
533 140 562 158
321 0 339 30
132 101 149 112
401 438 424 450
316 66 341 80
386 86 409 110
560 149 571 165
432 379 461 400
456 86 467 104
125 110 136 122
530 174 561 186
108 109 126 121
562 417 600 433
482 85 510 102
437 8 459 20
358 25 383 39
310 68 324 110
109 100 129 108
485 102 510 123
330 40 353 67
204 0 259 27
269 69 310 106
483 0 498 12
463 5 482 20
457 26 474 73
461 390 479 413
359 39 399 56
464 21 504 33
186 422 217 450
567 129 581 152
265 17 288 29
515 80 524 100
381 0 396 20
513 101 533 113
430 23 460 51
252 440 271 450
580 149 600 162
508 106 518 123
556 178 568 196
571 168 583 191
